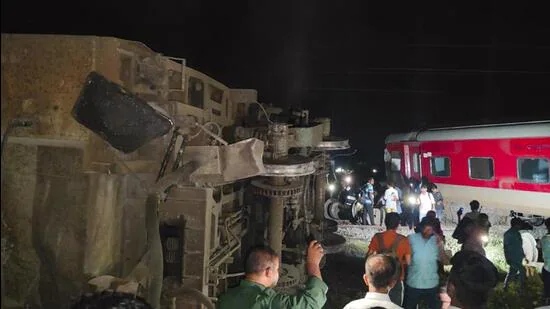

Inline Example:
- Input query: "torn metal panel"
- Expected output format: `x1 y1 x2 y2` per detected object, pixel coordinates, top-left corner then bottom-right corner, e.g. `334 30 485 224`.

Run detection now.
288 123 324 148
179 138 266 185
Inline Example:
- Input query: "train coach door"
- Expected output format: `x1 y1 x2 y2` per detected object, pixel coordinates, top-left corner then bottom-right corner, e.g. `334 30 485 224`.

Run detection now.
407 143 422 180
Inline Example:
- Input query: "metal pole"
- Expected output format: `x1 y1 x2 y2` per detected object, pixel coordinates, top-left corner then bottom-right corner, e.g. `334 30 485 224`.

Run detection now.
314 172 326 224
268 176 285 256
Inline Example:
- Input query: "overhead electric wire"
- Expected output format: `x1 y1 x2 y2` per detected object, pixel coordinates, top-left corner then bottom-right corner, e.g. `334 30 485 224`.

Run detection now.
317 68 550 75
307 87 442 94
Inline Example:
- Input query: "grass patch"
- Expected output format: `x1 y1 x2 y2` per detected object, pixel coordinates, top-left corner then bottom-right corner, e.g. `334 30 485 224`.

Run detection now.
487 275 545 309
343 239 369 258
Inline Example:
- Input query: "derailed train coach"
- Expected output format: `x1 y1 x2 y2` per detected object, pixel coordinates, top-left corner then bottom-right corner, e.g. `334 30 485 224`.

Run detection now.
0 34 348 308
384 121 550 223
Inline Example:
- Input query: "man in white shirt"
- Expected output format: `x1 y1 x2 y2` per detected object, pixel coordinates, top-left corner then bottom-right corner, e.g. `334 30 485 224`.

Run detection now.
383 181 399 213
343 254 403 309
418 184 435 222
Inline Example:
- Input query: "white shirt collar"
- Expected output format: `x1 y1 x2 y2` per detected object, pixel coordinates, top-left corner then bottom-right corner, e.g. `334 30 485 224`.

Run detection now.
364 292 392 301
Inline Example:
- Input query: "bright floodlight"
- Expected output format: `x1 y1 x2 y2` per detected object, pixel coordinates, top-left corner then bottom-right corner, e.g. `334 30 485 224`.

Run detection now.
372 168 378 173
344 175 352 184
335 167 344 173
328 183 336 192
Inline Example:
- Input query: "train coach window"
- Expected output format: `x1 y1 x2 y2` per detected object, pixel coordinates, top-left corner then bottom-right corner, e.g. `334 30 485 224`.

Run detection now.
430 157 450 177
469 157 494 180
518 158 549 184
188 77 204 108
413 154 420 173
209 84 223 104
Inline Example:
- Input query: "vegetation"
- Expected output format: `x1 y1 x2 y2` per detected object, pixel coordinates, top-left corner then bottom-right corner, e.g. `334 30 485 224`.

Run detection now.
445 229 545 309
487 275 544 309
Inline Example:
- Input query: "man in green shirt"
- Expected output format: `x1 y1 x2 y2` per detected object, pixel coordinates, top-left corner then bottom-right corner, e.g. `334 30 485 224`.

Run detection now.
217 240 328 309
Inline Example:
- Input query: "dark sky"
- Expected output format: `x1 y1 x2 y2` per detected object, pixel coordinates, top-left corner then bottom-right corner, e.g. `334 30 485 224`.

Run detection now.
2 0 550 173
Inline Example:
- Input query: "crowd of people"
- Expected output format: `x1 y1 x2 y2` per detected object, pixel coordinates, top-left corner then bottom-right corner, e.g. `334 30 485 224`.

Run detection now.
67 178 550 309
211 208 505 309
219 213 549 309
359 177 446 230
215 194 550 309
69 212 550 309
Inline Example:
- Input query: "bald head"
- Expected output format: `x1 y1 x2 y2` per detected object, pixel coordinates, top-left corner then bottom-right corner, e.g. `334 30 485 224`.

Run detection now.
364 254 400 290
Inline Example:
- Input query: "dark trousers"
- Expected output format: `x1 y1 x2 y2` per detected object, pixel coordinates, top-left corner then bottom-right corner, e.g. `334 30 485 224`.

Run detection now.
389 280 404 306
413 207 420 226
404 285 441 309
363 201 375 225
543 268 550 303
504 263 525 290
401 206 414 229
378 206 386 226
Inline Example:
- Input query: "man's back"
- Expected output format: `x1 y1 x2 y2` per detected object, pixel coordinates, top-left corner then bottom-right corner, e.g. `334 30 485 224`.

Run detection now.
504 228 524 264
463 211 480 221
407 233 439 289
343 292 403 309
217 277 328 309
217 280 268 309
368 230 410 281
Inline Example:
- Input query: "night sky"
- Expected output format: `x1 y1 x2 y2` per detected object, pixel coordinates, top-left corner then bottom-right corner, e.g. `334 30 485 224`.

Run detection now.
2 1 549 178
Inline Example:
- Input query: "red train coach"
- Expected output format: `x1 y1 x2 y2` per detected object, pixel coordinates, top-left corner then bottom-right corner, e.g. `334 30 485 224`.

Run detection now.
384 121 550 218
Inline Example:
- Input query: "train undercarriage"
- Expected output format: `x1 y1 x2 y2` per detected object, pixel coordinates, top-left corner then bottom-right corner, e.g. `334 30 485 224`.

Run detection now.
0 34 349 308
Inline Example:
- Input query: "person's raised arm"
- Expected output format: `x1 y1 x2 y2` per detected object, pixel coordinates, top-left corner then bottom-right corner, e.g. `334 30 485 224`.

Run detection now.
274 241 328 309
306 240 324 280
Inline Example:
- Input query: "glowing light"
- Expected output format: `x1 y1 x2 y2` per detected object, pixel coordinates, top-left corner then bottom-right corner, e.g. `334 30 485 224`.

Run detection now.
372 168 378 173
344 175 352 184
408 196 417 204
335 167 344 173
328 183 336 192
480 235 489 243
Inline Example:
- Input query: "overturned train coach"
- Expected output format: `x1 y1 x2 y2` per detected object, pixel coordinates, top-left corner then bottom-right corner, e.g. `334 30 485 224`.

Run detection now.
384 121 550 222
0 34 349 308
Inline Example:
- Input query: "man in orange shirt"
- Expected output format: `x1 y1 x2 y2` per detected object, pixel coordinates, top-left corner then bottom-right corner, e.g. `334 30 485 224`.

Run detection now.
367 213 412 307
